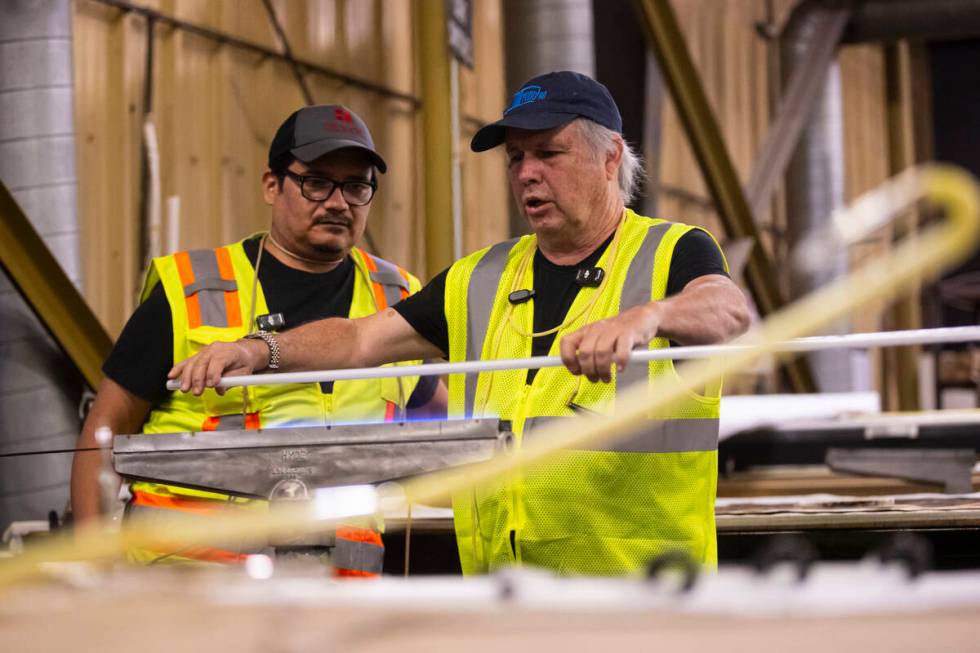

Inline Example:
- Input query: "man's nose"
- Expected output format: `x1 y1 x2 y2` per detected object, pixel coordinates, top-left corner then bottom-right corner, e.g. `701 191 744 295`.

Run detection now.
321 185 350 210
514 156 541 185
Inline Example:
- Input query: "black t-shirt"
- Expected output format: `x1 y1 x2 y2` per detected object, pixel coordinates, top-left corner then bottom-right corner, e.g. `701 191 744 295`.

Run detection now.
104 237 438 407
393 228 728 382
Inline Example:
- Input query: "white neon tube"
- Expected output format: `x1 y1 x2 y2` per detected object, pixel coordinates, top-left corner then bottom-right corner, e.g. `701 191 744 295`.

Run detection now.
165 326 980 391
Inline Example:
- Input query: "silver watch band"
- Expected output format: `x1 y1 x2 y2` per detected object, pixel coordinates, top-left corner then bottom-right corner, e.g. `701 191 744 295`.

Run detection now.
245 331 280 370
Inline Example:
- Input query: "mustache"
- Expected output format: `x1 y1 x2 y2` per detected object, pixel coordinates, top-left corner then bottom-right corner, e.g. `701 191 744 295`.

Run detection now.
313 212 351 227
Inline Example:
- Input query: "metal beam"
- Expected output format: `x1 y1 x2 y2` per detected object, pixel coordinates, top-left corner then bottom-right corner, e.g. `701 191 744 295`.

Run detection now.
842 0 980 44
631 0 815 393
745 4 850 221
0 179 113 390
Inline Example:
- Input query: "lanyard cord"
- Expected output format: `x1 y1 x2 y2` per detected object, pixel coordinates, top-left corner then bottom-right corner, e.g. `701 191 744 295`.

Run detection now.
506 211 626 338
476 212 626 415
240 239 408 420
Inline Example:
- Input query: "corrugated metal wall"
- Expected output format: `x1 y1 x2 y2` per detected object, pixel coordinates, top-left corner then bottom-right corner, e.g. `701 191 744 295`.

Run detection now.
72 0 507 338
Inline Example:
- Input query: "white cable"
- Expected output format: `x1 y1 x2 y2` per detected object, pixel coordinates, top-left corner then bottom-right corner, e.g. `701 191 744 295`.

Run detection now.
165 326 980 391
143 116 162 261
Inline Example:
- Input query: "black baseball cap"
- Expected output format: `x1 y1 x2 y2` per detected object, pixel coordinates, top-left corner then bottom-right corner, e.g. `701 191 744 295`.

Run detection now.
470 71 622 152
268 104 387 173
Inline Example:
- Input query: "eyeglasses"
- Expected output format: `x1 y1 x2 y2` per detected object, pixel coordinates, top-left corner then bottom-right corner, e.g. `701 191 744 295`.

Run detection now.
282 170 377 206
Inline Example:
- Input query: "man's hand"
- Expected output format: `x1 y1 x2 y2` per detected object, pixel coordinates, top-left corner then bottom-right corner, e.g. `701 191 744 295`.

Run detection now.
560 304 662 383
558 275 750 383
168 338 269 395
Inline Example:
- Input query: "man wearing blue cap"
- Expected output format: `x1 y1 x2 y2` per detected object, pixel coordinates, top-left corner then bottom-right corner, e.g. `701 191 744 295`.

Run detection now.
171 73 750 575
72 104 444 572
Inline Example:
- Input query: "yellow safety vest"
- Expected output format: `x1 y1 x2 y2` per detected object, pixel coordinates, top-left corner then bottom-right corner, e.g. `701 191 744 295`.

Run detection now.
445 210 725 576
127 238 421 565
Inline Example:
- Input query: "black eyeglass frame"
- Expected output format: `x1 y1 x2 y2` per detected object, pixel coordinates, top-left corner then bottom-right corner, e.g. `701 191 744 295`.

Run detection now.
281 169 377 206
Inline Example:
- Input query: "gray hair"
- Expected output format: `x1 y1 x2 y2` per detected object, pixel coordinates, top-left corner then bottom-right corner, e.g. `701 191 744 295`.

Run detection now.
574 118 646 205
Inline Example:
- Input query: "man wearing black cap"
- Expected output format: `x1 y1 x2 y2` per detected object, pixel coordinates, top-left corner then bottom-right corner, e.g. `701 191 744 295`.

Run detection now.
171 72 750 576
71 105 444 571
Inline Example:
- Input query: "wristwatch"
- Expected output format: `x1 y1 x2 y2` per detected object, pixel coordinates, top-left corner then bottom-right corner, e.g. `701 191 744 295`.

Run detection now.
244 331 281 370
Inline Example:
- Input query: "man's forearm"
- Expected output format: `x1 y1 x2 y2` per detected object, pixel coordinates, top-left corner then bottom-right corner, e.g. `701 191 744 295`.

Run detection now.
70 421 107 525
249 310 440 373
274 316 362 371
70 378 151 526
653 276 750 345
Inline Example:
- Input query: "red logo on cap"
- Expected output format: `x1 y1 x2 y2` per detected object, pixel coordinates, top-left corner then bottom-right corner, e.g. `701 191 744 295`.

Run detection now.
323 107 362 136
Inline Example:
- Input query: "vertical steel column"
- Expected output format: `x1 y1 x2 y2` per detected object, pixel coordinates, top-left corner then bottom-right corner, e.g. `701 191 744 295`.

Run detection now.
883 41 922 410
419 2 455 279
503 0 595 237
632 0 815 393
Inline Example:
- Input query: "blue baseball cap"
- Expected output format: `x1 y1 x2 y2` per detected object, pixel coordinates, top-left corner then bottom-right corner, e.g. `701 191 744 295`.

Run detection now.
470 71 622 152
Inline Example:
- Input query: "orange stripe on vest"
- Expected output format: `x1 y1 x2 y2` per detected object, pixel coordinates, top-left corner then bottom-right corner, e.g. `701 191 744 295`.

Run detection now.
214 246 243 328
201 413 261 431
360 251 390 309
174 251 202 329
334 525 384 578
131 489 249 517
334 568 379 578
336 525 384 545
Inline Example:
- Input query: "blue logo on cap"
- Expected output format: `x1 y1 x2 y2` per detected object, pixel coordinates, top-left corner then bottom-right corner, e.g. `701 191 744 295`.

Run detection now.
505 85 547 114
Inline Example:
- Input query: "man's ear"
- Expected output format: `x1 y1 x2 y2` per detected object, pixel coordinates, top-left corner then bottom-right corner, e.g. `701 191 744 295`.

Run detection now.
262 169 279 205
605 136 624 180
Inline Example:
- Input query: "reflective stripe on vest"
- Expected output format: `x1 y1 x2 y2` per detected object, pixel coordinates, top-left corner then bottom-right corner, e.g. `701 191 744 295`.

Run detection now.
361 250 411 309
359 250 412 422
617 223 672 389
459 224 673 413
127 491 253 564
523 416 718 453
174 247 242 329
463 238 520 417
333 525 384 577
202 412 261 432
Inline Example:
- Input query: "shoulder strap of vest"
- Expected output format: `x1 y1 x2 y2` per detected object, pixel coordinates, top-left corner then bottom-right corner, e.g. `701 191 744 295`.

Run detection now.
459 236 522 416
353 247 413 309
166 246 243 329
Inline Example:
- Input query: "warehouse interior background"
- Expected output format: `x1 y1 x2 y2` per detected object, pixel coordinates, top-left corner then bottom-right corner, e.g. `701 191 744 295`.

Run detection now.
3 1 980 637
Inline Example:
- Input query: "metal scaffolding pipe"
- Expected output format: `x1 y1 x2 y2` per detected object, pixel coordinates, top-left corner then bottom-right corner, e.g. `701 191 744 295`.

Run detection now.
782 1 851 392
166 326 980 390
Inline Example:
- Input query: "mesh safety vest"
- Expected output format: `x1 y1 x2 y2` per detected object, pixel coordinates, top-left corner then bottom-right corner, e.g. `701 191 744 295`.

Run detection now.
127 238 420 569
446 210 725 576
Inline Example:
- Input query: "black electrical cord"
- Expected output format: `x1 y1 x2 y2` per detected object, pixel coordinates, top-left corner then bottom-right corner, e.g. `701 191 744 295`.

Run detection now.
86 0 421 107
0 446 101 459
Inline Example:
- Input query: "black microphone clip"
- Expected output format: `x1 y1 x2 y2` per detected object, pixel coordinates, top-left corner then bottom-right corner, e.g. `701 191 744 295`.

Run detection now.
508 289 536 305
575 267 605 287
